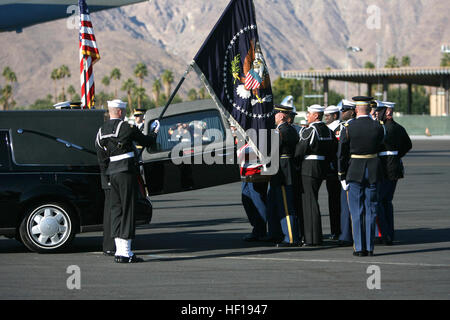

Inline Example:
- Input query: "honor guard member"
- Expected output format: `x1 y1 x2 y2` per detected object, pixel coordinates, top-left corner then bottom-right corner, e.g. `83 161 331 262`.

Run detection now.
338 96 385 256
284 105 303 240
266 105 300 246
324 105 341 240
336 100 356 246
95 111 115 256
375 101 412 245
238 143 268 242
134 108 146 132
95 99 160 263
295 105 338 246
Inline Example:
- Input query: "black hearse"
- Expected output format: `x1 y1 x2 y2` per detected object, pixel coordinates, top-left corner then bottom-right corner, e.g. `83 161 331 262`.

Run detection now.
0 100 239 253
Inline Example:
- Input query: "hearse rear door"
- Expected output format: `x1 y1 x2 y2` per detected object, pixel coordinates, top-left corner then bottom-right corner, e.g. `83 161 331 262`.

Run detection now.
141 101 240 195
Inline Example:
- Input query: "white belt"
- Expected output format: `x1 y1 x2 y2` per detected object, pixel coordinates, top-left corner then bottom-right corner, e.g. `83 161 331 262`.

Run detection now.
304 155 325 160
110 152 134 162
379 151 398 156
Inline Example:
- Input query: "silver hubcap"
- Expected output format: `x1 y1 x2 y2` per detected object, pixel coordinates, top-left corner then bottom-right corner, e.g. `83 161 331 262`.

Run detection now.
28 205 70 248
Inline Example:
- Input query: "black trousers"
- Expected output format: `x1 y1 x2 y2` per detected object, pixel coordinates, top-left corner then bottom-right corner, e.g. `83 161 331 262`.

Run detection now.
326 173 341 236
102 189 115 252
302 175 323 245
110 172 138 240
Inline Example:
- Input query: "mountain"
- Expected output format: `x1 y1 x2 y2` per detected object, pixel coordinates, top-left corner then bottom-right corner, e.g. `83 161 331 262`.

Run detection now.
0 0 448 107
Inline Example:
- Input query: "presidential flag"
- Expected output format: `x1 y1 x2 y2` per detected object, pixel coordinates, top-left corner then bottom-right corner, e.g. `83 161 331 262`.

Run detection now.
191 0 274 167
79 0 100 109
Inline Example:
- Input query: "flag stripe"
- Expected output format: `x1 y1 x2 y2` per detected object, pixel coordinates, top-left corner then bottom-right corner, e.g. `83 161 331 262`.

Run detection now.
79 0 99 109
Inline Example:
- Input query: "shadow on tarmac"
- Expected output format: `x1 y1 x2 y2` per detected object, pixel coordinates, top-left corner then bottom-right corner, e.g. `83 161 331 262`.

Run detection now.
1 220 450 260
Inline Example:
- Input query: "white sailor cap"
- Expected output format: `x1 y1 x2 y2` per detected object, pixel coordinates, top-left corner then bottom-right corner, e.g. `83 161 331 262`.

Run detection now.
53 101 71 109
375 101 396 111
107 99 127 109
382 101 396 109
281 95 297 113
339 99 356 111
307 104 325 113
324 105 340 114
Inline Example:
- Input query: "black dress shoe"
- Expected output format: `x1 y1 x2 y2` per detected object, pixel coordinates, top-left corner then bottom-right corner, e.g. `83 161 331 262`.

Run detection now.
103 250 115 256
353 251 368 257
260 236 283 244
277 242 300 248
367 251 374 257
114 254 144 263
242 234 262 242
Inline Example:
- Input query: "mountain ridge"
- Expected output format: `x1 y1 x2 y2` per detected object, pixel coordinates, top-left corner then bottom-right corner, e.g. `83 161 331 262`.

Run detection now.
0 0 448 106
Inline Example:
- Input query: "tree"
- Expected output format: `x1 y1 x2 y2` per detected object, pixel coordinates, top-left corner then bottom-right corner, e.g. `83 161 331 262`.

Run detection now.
2 67 17 109
133 86 147 109
364 61 376 69
0 85 12 110
187 88 198 101
198 87 208 100
110 68 121 98
441 53 450 67
385 56 400 68
95 91 114 109
152 78 162 106
102 75 111 93
58 65 71 101
401 56 411 67
121 78 137 113
134 63 147 88
161 69 174 98
67 85 76 101
51 68 60 103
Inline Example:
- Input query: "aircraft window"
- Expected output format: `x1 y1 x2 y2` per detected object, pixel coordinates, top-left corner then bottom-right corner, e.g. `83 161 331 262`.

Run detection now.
153 110 225 152
0 132 10 171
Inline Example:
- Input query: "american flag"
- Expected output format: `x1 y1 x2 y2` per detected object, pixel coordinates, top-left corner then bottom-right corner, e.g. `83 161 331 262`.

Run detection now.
79 0 100 109
244 69 262 90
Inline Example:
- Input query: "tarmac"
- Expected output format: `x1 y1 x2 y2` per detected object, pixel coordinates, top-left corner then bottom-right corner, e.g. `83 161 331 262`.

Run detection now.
0 139 449 301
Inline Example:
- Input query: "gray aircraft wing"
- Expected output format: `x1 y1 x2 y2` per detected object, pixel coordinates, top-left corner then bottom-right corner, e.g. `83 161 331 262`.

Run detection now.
0 0 147 32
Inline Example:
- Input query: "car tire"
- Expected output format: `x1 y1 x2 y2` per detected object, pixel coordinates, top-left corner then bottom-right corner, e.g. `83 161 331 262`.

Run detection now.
19 202 77 253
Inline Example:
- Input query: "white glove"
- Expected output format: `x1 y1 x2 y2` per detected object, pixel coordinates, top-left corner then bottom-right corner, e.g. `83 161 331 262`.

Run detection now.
150 120 160 133
341 180 349 191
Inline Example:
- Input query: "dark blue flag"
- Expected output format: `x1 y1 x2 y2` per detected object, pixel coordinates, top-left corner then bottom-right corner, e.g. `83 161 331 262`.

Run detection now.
192 0 274 150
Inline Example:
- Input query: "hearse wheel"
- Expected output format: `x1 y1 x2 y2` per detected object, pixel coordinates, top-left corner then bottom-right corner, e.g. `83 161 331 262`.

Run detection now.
19 203 77 253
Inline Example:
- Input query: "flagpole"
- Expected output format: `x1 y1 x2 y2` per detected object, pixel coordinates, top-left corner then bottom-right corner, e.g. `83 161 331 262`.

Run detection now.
156 63 193 121
83 58 88 109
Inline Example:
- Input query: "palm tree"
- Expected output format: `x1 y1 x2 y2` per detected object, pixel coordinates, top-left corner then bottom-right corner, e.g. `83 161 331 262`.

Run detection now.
51 68 60 103
121 78 137 113
401 56 411 67
58 65 71 101
134 63 148 88
0 85 12 111
385 56 400 68
67 85 76 101
102 75 111 93
161 69 174 98
198 87 208 99
2 67 17 108
152 78 161 105
187 88 198 101
133 86 146 109
441 53 450 67
364 61 376 69
110 68 121 98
